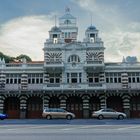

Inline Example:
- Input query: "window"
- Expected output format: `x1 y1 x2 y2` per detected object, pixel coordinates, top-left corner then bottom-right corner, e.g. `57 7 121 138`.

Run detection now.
32 78 35 84
64 19 71 24
118 78 121 83
10 79 13 84
40 78 43 83
6 79 9 84
14 79 17 84
137 77 140 83
106 78 109 83
95 78 99 83
114 78 117 83
132 77 135 83
36 78 39 84
28 79 31 84
68 55 80 63
129 77 131 83
67 73 82 83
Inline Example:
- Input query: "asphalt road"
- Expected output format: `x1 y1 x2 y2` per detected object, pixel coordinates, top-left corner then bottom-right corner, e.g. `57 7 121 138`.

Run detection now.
0 119 140 140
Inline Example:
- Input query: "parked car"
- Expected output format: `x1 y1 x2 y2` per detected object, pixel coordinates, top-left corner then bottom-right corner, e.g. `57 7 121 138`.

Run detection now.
0 113 8 120
92 108 127 120
42 108 75 120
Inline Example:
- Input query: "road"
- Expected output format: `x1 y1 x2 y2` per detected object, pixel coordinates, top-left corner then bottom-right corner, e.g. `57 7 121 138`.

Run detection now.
0 119 140 140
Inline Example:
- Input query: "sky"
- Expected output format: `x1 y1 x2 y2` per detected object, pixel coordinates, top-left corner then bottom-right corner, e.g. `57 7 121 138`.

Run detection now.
0 0 140 62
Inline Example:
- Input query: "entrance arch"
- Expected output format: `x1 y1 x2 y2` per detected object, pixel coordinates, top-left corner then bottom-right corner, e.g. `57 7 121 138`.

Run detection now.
107 96 123 112
49 96 60 108
89 96 100 117
27 97 43 118
4 97 20 119
66 96 83 118
130 96 140 118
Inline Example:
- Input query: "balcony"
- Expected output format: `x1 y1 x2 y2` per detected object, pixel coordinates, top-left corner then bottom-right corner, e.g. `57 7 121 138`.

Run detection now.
44 60 64 71
43 83 106 91
84 61 104 71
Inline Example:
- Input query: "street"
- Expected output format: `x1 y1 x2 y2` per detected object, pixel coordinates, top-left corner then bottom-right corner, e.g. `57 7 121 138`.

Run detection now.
0 119 140 140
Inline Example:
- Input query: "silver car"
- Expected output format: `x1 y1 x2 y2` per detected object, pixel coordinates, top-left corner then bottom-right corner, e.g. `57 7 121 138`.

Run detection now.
92 108 127 120
42 108 75 120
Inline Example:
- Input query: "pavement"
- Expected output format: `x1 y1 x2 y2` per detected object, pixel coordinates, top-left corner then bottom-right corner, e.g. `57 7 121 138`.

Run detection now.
0 119 140 140
0 118 140 125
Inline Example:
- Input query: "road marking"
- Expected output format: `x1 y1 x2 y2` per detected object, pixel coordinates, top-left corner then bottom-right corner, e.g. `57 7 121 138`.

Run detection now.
117 125 140 130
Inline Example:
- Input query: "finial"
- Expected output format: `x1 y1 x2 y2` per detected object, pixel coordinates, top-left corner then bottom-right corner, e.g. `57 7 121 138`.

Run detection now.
91 13 93 26
122 56 126 63
65 6 70 13
55 15 57 27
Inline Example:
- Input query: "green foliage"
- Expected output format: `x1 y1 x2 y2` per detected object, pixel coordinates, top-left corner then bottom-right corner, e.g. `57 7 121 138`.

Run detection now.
16 54 32 62
0 52 32 63
0 52 15 63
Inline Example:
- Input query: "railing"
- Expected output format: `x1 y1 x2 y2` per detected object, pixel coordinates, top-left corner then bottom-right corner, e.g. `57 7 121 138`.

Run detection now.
43 83 106 90
47 83 60 87
86 61 103 64
88 83 103 87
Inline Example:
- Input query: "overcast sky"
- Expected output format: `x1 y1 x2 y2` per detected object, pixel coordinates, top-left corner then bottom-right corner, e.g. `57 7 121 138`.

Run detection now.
0 0 140 62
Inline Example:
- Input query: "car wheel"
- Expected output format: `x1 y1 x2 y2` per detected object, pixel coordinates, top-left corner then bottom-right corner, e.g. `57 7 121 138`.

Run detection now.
118 115 124 120
46 115 51 120
66 115 72 120
98 115 104 120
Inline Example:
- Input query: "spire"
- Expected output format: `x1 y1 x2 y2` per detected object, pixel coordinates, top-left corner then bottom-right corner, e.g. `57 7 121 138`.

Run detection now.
122 56 126 63
91 13 93 26
65 6 70 13
54 15 57 27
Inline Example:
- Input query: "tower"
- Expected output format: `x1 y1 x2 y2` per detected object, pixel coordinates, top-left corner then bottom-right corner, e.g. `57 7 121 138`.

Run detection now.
84 25 99 43
59 7 78 43
48 26 62 44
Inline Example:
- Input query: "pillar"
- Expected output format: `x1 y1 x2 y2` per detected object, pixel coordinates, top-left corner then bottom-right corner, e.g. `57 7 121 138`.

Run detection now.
60 97 66 109
0 95 4 113
122 95 130 118
83 98 89 118
20 98 27 119
43 95 50 109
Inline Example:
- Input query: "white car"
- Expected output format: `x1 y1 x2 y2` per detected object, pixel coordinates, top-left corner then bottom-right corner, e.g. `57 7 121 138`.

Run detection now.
92 108 127 120
42 108 75 120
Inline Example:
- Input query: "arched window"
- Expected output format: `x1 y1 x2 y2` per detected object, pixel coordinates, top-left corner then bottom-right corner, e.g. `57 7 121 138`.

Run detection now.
68 55 80 63
64 19 71 24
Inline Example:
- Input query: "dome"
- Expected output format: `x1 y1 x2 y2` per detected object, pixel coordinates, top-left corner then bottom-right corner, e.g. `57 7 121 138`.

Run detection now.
50 26 61 32
60 13 76 19
86 25 97 31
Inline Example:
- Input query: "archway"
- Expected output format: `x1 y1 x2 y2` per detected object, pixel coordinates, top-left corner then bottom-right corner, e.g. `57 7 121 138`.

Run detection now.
66 96 83 118
27 97 43 118
89 96 100 117
4 97 20 119
49 96 60 108
130 95 140 118
107 96 123 112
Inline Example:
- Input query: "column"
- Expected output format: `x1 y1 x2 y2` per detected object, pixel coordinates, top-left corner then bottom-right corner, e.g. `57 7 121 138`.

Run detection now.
122 94 130 118
60 98 66 109
43 95 50 109
20 96 27 119
99 93 106 109
0 95 4 113
82 98 89 118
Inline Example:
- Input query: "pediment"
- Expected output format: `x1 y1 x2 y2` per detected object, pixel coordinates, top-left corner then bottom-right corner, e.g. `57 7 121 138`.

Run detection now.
62 42 85 50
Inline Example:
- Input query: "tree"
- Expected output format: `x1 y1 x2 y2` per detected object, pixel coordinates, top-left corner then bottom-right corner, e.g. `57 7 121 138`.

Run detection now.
16 54 32 62
0 52 15 63
0 52 32 63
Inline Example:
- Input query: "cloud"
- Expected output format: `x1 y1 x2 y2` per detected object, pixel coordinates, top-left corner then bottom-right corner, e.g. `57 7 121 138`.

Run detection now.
0 14 54 60
72 0 140 62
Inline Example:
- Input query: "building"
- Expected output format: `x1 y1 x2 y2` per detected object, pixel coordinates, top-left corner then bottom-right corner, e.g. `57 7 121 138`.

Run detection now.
0 8 140 119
